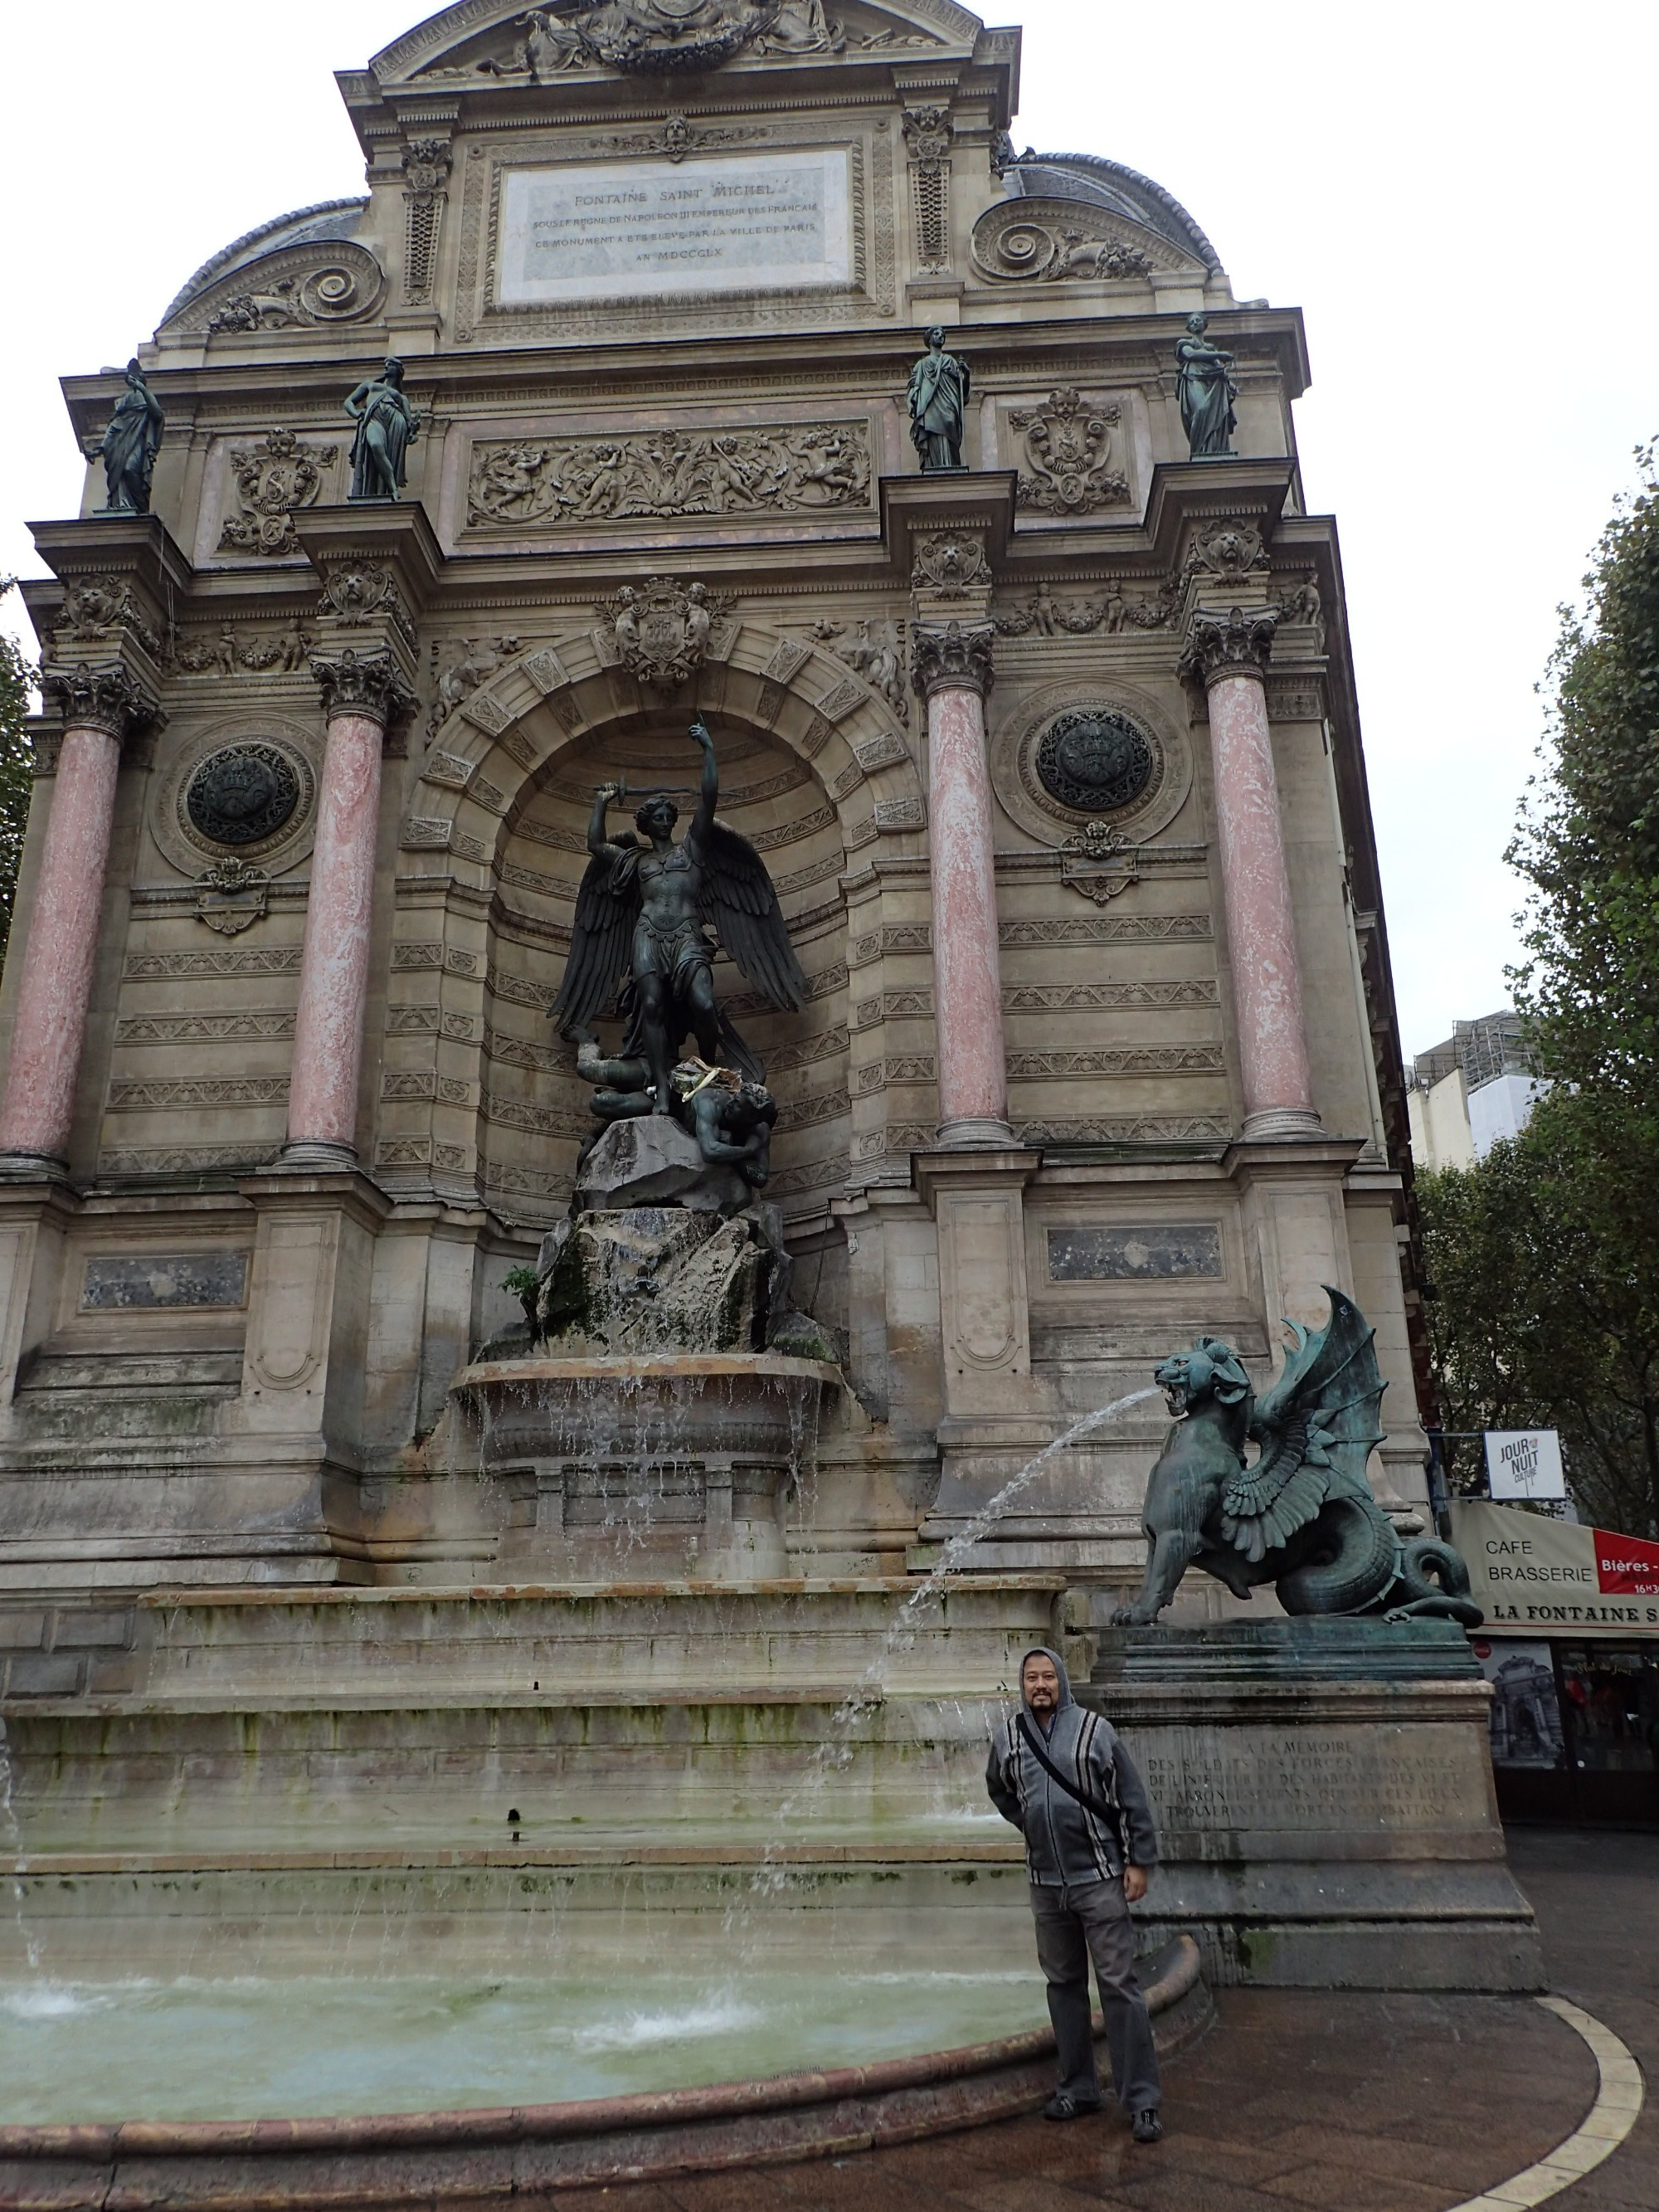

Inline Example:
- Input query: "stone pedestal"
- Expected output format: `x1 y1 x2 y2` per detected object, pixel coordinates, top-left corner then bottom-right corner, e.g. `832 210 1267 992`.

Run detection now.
1079 1619 1543 1991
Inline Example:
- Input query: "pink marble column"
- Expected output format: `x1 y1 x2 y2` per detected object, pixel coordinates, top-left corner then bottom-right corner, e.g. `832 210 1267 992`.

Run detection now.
282 652 410 1170
1186 608 1321 1140
913 622 1014 1147
0 666 156 1172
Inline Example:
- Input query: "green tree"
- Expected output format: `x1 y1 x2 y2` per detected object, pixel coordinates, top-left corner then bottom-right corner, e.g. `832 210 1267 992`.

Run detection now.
1509 441 1659 1107
1418 1094 1659 1538
0 585 36 973
1419 442 1659 1539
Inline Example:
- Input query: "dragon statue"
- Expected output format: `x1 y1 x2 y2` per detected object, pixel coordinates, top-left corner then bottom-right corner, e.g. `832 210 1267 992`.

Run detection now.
1112 1288 1481 1628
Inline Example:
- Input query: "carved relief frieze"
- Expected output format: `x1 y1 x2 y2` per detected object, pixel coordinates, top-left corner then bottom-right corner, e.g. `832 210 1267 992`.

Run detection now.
217 430 338 558
428 636 523 736
167 619 316 675
598 114 773 162
994 582 1175 636
1016 1114 1230 1145
401 0 934 79
1006 1045 1224 1079
805 618 908 724
466 423 873 529
1008 389 1128 517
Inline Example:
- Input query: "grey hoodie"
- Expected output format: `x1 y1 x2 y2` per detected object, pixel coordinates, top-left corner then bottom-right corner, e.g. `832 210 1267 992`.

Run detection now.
985 1644 1159 1887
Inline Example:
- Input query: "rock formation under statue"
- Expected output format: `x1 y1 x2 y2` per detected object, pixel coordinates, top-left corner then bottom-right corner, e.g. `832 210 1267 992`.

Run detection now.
1112 1288 1482 1626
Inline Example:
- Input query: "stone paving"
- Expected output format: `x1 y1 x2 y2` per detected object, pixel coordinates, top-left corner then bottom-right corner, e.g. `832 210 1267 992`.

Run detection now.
557 1828 1656 2212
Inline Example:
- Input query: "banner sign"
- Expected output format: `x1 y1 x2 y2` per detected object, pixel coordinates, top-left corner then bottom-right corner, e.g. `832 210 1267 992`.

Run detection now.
1450 1501 1659 1635
1484 1430 1565 1500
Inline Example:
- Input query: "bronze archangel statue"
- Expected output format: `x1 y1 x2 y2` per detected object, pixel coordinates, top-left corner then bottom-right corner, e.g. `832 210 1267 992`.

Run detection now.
552 719 806 1113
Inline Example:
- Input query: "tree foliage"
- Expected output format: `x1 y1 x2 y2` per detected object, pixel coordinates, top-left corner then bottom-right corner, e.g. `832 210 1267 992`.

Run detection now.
1419 444 1659 1538
1418 1093 1659 1537
0 586 36 974
1509 442 1659 1104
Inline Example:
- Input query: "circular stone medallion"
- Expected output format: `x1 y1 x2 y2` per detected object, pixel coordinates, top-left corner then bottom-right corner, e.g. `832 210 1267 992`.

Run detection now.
186 745 300 849
1035 709 1154 815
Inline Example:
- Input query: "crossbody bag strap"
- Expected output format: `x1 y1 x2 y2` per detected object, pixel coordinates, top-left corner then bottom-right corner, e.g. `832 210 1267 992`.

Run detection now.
1016 1712 1126 1854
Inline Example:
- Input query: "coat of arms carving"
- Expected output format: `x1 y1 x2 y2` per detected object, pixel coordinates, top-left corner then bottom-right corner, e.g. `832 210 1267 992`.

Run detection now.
1010 390 1128 517
596 578 733 690
218 430 338 557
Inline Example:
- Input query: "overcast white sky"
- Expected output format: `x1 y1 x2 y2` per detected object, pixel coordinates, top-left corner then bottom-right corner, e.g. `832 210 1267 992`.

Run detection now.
4 1 1656 1057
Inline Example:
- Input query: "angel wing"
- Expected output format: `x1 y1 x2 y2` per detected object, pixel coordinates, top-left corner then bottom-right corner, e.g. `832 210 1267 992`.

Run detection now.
1216 1286 1387 1562
693 817 808 1012
551 840 642 1038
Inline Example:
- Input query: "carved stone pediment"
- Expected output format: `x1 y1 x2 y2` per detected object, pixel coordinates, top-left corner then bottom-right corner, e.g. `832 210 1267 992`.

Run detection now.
381 0 963 82
163 240 386 337
971 198 1204 285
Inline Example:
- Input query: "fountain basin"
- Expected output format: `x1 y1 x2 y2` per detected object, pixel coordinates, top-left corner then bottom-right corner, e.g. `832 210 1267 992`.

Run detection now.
0 1940 1208 2200
453 1353 841 1581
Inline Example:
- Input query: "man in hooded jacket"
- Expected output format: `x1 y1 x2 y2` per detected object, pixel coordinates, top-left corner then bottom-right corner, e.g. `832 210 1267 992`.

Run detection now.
986 1644 1163 2140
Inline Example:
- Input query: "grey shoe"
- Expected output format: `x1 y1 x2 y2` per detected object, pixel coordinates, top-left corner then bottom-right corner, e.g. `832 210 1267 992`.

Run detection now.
1132 2107 1163 2144
1043 2092 1102 2122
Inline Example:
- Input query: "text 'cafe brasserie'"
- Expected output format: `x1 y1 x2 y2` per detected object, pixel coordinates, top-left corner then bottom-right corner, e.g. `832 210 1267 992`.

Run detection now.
1448 1501 1659 1825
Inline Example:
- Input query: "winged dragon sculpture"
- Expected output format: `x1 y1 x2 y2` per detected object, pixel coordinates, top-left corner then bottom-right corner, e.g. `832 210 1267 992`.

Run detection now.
552 718 806 1115
1112 1288 1481 1627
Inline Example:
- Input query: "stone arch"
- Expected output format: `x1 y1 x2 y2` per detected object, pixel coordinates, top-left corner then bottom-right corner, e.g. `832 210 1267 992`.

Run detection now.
380 619 933 1226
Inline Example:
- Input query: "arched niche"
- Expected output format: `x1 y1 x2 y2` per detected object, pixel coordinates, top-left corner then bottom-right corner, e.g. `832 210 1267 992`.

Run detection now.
383 621 928 1225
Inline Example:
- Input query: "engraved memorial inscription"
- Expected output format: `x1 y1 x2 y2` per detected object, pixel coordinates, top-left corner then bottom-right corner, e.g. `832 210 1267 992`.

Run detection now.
499 150 853 305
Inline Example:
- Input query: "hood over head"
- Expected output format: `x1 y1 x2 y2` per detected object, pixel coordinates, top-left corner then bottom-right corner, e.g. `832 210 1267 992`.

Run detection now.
1019 1644 1075 1711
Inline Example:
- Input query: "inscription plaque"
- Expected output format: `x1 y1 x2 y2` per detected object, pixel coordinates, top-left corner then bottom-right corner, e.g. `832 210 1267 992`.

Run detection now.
1048 1223 1223 1282
499 150 853 305
80 1253 251 1312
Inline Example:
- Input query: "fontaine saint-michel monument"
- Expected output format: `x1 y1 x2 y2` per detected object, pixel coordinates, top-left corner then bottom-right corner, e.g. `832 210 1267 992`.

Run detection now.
0 0 1538 2178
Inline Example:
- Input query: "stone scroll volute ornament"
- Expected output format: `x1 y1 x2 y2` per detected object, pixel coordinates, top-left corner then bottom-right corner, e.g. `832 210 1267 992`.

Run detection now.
552 718 808 1115
345 358 421 502
1175 313 1238 459
88 360 164 516
1112 1288 1484 1628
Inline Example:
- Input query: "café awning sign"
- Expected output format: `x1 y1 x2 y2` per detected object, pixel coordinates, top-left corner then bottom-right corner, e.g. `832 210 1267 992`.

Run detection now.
1450 1500 1659 1636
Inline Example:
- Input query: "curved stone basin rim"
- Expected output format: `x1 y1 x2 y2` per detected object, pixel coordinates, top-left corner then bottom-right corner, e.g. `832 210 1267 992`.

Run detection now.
0 1940 1204 2165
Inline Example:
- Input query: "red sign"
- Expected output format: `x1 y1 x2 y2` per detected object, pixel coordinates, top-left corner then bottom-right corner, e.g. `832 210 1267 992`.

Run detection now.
1593 1527 1659 1596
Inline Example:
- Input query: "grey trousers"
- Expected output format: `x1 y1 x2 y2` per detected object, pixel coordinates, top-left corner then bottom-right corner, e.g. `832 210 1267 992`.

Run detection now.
1030 1878 1161 2112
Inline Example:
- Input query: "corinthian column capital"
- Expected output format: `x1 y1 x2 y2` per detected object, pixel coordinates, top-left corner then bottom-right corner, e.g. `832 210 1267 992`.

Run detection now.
309 647 418 734
1180 604 1278 689
912 619 995 701
40 660 165 743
